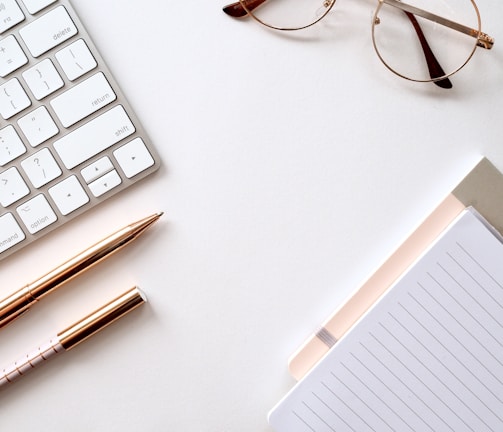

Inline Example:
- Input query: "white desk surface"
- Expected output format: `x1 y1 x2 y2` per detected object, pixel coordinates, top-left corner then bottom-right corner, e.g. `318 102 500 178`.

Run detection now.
1 1 502 430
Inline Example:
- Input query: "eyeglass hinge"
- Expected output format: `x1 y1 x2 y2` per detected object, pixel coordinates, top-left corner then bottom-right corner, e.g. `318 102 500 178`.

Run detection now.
477 32 494 50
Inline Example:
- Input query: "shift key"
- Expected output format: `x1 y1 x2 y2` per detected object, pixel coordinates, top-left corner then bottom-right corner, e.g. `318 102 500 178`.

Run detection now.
54 105 135 169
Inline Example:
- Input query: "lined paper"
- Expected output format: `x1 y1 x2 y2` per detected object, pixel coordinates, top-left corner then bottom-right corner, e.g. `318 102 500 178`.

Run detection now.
269 210 503 432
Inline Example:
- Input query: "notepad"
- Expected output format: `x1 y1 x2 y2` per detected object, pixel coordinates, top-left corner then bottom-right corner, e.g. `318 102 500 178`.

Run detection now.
269 209 503 431
288 157 503 381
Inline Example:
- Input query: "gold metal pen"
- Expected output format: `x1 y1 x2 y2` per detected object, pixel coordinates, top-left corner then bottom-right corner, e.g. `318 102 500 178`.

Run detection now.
0 212 162 329
0 286 146 388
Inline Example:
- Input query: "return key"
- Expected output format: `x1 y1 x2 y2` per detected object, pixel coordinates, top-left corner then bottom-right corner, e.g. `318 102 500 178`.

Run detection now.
50 72 116 128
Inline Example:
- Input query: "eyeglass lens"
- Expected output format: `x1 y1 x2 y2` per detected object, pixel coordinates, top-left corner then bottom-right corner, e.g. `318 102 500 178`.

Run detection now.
372 0 480 82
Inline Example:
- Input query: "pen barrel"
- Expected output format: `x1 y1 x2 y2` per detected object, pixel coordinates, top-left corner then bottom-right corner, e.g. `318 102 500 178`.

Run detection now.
0 337 63 389
27 228 134 300
0 287 35 328
58 286 146 350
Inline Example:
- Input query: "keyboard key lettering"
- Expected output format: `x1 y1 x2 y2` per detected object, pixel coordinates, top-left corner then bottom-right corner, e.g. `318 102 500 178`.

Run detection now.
51 72 116 127
54 105 135 169
19 6 77 57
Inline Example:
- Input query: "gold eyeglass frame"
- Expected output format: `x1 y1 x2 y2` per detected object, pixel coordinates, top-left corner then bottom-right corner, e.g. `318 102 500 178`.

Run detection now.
222 0 495 87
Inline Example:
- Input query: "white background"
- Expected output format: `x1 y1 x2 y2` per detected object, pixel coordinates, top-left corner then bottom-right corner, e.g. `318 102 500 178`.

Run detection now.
1 1 502 431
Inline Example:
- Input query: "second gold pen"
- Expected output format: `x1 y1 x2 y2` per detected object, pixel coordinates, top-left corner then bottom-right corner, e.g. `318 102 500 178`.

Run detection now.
0 212 162 329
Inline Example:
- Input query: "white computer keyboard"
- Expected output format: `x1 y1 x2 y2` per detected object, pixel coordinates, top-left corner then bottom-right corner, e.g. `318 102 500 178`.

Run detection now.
0 0 160 260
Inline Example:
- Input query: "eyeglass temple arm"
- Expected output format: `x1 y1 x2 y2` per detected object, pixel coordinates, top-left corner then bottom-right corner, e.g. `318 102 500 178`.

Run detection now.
223 0 266 18
403 12 452 88
383 0 493 49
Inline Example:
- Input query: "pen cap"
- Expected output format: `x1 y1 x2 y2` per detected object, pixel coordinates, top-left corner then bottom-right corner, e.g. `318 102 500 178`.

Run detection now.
58 286 147 350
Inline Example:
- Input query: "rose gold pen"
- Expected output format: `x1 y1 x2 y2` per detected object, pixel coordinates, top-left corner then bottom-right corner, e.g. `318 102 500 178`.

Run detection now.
0 286 146 388
0 212 162 329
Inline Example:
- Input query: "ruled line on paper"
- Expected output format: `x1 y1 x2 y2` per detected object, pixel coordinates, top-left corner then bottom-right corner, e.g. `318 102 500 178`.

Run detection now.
439 259 503 333
446 247 503 325
397 296 503 403
331 363 420 430
329 370 398 432
374 322 477 431
418 279 503 371
357 341 458 432
384 311 500 429
348 349 438 432
414 282 503 386
456 241 503 309
319 381 378 432
426 270 496 341
291 410 315 432
311 391 356 432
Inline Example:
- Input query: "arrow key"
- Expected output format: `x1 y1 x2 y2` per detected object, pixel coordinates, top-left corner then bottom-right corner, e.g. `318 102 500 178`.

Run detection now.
48 175 89 215
80 156 113 184
113 138 154 179
88 169 121 198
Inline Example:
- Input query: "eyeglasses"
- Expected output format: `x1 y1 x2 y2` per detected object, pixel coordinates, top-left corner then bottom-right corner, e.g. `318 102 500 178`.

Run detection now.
222 0 494 89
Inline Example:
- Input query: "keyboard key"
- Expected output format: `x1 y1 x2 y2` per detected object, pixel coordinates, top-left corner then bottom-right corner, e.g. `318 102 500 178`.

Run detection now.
21 147 62 188
0 212 25 253
0 125 26 166
50 72 116 127
18 106 59 146
0 0 25 34
0 78 31 119
81 156 113 183
114 138 155 179
88 169 121 197
55 39 97 81
0 35 28 77
21 0 57 14
22 58 64 100
16 193 57 234
49 175 89 215
0 166 30 207
54 105 135 169
19 6 77 58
